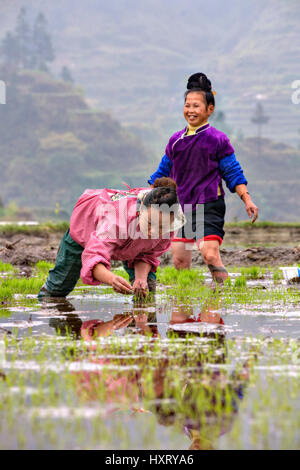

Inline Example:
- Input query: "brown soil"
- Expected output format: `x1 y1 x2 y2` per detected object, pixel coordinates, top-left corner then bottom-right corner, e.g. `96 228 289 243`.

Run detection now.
161 246 300 268
223 225 300 248
0 232 59 275
0 226 299 272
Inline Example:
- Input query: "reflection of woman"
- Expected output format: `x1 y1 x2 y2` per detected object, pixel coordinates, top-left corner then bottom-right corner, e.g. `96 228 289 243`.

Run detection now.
38 178 184 299
68 302 249 449
45 298 83 338
153 363 249 451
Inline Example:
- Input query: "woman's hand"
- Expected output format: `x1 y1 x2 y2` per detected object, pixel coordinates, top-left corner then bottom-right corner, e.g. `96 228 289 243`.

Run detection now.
235 186 258 224
101 314 133 335
93 264 133 294
111 274 133 294
81 315 133 339
132 279 149 298
244 199 258 223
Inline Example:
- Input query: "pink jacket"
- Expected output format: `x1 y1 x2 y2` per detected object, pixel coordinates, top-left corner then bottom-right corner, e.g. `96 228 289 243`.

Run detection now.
69 188 173 285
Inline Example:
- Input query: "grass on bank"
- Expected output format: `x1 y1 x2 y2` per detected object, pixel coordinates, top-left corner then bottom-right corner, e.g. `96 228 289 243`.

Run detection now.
224 221 300 229
0 220 300 236
0 221 69 236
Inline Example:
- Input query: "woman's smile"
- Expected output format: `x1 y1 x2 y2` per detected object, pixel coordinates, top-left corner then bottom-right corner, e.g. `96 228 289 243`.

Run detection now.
183 91 214 128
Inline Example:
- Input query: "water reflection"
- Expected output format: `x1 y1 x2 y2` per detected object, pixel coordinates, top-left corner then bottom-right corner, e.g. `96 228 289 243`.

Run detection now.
43 298 249 450
42 298 83 338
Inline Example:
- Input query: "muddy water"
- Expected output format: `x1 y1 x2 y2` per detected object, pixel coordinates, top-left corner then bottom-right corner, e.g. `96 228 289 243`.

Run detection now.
0 276 300 450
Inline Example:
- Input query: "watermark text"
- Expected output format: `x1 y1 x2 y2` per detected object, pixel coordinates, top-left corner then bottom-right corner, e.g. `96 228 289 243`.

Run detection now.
0 80 6 104
291 80 300 104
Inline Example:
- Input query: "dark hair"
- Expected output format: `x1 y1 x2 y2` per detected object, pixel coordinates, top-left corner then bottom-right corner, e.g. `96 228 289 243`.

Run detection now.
184 72 215 109
142 187 178 211
153 177 177 190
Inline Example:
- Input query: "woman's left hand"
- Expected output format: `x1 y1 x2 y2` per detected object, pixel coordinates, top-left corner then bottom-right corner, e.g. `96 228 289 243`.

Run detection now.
81 315 133 339
132 279 149 298
244 200 258 223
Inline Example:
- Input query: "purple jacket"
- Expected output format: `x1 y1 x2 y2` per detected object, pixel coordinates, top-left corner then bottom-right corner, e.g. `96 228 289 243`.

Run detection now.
165 124 235 207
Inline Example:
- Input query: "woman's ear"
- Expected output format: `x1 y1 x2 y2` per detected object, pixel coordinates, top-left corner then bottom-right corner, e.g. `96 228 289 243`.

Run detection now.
208 104 215 115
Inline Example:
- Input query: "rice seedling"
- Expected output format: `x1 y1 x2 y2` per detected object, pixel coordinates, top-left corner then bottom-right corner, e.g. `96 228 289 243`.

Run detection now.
233 275 247 288
1 262 300 449
272 268 284 283
157 266 205 286
34 261 54 277
240 266 265 279
0 278 43 297
0 261 17 274
0 286 14 302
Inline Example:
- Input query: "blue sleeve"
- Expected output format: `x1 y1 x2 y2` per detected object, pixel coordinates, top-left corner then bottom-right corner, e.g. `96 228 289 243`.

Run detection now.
219 153 248 193
148 154 173 185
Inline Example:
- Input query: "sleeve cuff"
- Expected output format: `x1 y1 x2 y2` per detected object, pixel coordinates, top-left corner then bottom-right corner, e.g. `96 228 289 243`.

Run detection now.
229 176 248 193
80 255 111 285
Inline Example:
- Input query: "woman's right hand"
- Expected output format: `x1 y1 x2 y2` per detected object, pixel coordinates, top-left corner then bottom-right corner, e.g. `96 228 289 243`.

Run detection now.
110 274 133 294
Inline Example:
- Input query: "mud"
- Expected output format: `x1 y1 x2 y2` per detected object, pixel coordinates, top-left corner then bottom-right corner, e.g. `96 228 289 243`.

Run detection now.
0 226 299 270
162 245 300 268
0 232 59 274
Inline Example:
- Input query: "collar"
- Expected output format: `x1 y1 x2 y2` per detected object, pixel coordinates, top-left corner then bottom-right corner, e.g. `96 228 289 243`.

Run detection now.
184 122 210 135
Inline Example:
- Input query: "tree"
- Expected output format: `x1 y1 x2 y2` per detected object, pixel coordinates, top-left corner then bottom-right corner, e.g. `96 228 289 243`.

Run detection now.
15 7 33 68
1 32 20 67
60 65 74 83
1 9 55 73
32 13 54 72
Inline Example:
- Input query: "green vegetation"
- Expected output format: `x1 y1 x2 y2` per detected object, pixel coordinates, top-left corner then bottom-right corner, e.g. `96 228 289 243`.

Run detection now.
0 326 299 449
224 221 300 228
1 4 300 220
156 266 205 286
0 263 298 305
240 266 265 279
234 275 247 288
1 220 300 235
0 278 43 301
0 221 69 235
0 260 51 301
1 8 54 72
272 268 284 283
0 261 17 273
0 0 300 449
34 260 54 276
0 66 151 213
0 261 300 449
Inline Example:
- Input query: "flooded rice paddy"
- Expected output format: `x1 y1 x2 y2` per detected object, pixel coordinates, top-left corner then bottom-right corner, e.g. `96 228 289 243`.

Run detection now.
0 262 300 450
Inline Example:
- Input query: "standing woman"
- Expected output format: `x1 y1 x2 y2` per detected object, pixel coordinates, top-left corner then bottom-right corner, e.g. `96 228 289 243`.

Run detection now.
148 73 258 284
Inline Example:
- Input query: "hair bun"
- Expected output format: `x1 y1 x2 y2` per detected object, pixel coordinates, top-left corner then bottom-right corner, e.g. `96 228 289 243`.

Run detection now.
153 177 177 190
187 73 212 92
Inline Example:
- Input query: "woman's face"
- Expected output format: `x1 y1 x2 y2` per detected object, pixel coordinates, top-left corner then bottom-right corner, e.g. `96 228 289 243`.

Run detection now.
139 207 174 239
183 91 214 128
